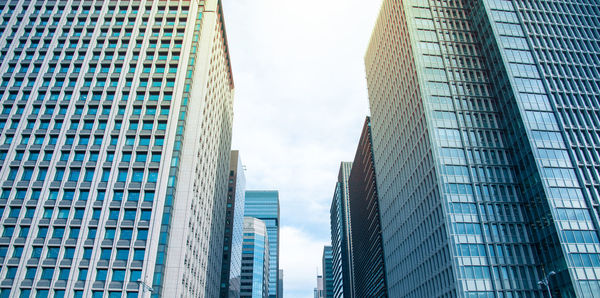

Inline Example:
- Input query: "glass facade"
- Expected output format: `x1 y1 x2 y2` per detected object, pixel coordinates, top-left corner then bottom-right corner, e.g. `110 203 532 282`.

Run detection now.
0 0 234 297
322 245 334 298
329 162 354 298
348 117 387 298
365 0 600 297
240 217 269 298
221 151 246 298
244 190 280 298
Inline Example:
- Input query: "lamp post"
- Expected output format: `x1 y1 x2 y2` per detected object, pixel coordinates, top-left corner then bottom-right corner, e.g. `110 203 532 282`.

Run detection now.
538 271 555 298
137 279 153 297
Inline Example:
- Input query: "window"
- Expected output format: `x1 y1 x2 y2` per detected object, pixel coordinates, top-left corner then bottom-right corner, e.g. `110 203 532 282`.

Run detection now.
41 268 54 280
117 169 127 182
46 247 60 258
137 229 147 240
105 228 115 239
52 227 65 238
133 249 145 261
78 269 88 281
96 269 107 281
100 248 111 260
69 228 80 239
132 170 144 182
25 267 37 279
120 229 133 240
63 248 75 259
112 269 125 281
124 210 136 220
116 248 129 260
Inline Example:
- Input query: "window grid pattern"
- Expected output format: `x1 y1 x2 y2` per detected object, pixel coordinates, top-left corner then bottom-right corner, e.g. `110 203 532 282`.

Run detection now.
475 0 600 296
244 191 280 298
0 0 234 297
420 1 542 296
365 0 455 296
329 163 353 298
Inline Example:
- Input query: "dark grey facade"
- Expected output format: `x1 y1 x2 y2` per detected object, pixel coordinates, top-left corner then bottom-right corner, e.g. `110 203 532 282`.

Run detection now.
348 117 387 298
365 0 600 297
220 151 246 298
329 162 353 298
322 246 334 298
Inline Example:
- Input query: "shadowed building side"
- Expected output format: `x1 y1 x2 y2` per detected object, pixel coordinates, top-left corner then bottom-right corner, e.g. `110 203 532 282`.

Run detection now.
348 117 387 297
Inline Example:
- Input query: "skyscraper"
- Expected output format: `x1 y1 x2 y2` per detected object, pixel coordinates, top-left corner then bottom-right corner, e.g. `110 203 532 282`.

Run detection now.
245 190 280 297
347 117 387 297
315 274 324 298
278 269 283 298
365 0 600 297
0 0 234 297
329 162 353 298
240 217 269 298
221 151 246 298
322 245 334 298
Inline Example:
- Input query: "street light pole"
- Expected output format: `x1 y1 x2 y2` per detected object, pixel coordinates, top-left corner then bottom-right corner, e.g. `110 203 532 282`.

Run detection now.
538 271 556 298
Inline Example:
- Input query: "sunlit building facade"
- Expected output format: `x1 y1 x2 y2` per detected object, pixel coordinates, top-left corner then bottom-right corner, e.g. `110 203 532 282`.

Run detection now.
245 190 280 297
0 0 234 297
240 217 269 298
221 150 246 298
329 162 353 298
366 0 600 297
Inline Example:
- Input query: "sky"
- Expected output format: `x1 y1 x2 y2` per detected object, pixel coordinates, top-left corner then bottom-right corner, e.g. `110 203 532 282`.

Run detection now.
222 1 382 297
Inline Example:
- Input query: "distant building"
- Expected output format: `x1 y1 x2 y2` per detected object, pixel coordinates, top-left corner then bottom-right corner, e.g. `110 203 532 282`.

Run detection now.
245 190 280 297
278 269 283 298
315 275 324 298
221 151 247 298
329 162 354 298
322 246 334 298
348 117 387 297
240 217 269 298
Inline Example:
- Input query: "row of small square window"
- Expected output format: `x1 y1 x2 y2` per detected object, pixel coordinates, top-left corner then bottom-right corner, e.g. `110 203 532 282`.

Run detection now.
0 205 152 222
0 289 140 298
0 118 169 133
1 150 162 165
2 90 174 106
3 267 144 287
0 188 156 202
1 245 146 263
4 58 179 77
1 225 149 242
2 133 166 147
4 166 161 184
1 100 172 120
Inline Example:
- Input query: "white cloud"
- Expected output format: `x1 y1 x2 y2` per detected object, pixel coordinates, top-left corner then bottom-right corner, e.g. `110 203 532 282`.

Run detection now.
223 0 382 296
279 226 329 297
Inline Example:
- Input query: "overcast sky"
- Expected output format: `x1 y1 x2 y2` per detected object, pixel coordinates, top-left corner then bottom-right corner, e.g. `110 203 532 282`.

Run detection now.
222 0 381 297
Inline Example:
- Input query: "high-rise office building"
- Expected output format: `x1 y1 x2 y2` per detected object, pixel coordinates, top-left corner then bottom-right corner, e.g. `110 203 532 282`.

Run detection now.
329 162 353 298
245 190 280 297
277 269 283 298
0 0 234 297
347 117 387 297
221 151 246 298
322 245 334 298
240 217 269 298
366 0 600 297
315 274 324 298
